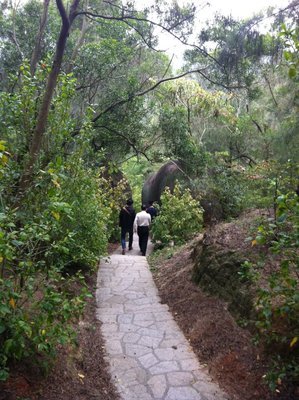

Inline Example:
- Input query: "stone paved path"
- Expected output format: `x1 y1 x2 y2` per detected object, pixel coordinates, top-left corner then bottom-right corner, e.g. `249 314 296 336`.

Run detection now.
96 235 229 400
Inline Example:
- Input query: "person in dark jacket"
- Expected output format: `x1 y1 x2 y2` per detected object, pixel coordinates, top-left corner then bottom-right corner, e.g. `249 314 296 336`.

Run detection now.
146 200 157 220
119 199 136 255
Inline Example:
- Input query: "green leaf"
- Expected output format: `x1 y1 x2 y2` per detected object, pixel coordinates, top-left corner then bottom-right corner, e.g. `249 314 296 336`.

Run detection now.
288 67 297 79
0 324 6 334
0 368 9 381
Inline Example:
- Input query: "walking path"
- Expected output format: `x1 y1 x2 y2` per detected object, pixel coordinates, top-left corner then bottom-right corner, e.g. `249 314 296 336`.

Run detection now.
96 235 228 400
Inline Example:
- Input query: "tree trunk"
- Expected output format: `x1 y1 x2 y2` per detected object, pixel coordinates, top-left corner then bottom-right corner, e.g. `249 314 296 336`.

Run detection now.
66 0 89 74
30 0 51 76
18 0 80 199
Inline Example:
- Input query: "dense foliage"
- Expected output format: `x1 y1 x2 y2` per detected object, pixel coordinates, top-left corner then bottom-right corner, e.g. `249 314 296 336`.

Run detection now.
0 0 197 379
151 183 203 246
0 0 297 394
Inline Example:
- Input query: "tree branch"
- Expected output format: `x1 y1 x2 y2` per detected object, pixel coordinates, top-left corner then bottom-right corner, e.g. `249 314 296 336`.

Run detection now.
66 2 90 73
263 73 278 107
162 54 174 78
251 119 263 134
30 0 50 76
92 69 245 124
17 0 81 200
74 10 224 71
94 125 150 161
9 4 24 61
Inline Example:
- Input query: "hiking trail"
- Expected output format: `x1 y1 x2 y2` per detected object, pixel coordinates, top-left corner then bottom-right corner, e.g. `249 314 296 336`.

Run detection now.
96 234 228 400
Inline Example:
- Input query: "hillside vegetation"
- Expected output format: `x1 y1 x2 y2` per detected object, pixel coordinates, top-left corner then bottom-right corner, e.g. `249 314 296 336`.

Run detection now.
0 0 298 398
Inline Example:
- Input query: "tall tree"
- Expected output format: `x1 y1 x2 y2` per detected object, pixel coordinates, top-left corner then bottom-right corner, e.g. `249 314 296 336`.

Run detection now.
18 0 80 198
9 0 196 198
30 0 50 76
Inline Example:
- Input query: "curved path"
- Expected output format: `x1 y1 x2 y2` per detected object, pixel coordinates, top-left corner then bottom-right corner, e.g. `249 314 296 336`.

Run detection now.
96 235 228 400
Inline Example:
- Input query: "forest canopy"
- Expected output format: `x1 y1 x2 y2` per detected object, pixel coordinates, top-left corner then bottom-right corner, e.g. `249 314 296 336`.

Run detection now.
0 0 298 393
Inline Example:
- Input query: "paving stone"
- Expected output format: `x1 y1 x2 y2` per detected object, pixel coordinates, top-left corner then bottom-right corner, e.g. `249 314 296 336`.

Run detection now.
123 332 140 344
159 338 185 349
96 313 117 323
147 374 167 398
119 323 139 333
96 235 227 400
167 371 196 386
106 295 128 304
165 386 203 400
137 327 165 338
118 313 133 324
193 381 227 397
149 361 180 375
134 297 159 305
163 330 187 341
125 343 152 357
179 358 200 371
125 292 139 300
154 320 179 332
110 355 139 371
106 340 123 355
100 323 118 334
135 320 155 328
138 353 159 369
104 331 124 341
193 369 214 381
95 286 111 294
98 302 124 311
155 344 193 362
115 366 147 386
121 389 153 400
97 308 123 317
154 348 177 362
154 311 172 321
129 384 151 397
125 303 168 313
138 335 163 348
96 287 112 298
134 312 155 322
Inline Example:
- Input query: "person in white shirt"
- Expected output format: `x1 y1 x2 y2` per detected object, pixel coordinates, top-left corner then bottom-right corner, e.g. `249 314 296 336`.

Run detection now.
134 204 151 256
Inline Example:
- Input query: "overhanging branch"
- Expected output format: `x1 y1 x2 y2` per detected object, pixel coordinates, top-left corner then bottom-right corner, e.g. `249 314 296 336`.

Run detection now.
92 69 245 123
94 125 150 161
74 9 224 72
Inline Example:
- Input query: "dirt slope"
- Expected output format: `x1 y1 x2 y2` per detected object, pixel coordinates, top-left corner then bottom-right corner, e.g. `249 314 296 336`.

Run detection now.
151 210 297 400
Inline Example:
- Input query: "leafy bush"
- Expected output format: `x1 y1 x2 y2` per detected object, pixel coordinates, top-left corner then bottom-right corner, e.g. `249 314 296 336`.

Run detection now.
0 272 90 381
47 159 111 270
0 205 92 380
0 66 113 379
0 155 110 379
193 161 246 222
242 160 298 211
122 157 155 207
151 182 203 246
98 171 129 243
248 190 299 390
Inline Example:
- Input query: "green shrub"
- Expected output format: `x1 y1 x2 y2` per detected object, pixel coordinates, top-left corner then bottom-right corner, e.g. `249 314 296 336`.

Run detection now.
151 182 203 246
98 171 129 243
242 160 298 211
0 154 111 380
49 159 111 270
0 205 92 380
208 166 246 219
0 69 112 379
247 190 299 390
0 271 90 381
